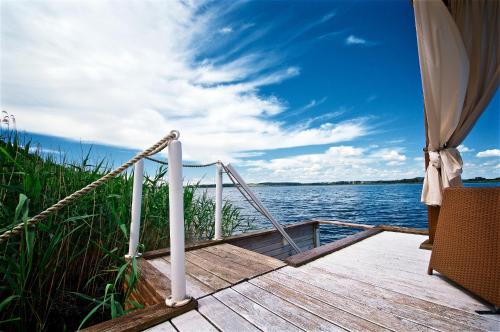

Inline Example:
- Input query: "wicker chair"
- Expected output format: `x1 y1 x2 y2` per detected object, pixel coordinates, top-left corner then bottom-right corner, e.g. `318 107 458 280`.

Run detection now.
428 187 500 307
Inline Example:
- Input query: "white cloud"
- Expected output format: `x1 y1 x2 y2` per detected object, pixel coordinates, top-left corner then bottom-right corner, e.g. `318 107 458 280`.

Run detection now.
218 26 233 34
242 145 417 183
457 144 474 153
370 148 407 165
346 35 366 45
476 149 500 158
1 1 369 163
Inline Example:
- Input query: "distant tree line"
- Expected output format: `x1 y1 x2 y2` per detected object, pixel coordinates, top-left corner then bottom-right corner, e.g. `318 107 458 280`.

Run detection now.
198 176 500 188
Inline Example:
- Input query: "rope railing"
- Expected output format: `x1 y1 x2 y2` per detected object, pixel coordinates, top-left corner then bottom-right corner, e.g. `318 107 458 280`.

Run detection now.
0 130 180 244
146 156 301 252
145 156 218 168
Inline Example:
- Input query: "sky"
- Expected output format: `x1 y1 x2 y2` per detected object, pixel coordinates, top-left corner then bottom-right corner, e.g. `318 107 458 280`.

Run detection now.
1 0 499 184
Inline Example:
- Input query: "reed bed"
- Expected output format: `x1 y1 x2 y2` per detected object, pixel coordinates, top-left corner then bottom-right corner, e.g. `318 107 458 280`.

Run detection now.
0 129 249 331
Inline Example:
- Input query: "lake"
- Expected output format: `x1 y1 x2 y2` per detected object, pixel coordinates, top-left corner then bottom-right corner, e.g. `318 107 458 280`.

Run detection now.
206 182 499 244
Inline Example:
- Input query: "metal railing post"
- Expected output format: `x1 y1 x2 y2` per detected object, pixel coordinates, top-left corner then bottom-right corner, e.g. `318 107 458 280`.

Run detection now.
165 139 189 307
214 161 223 240
126 159 144 258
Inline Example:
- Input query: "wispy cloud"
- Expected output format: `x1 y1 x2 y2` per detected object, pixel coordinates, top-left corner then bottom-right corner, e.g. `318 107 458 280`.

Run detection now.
218 26 233 34
476 149 500 158
300 97 328 112
1 1 369 164
346 35 366 45
317 30 345 40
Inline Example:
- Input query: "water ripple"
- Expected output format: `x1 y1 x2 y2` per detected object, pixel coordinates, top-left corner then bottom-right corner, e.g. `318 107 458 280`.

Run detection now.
204 182 499 243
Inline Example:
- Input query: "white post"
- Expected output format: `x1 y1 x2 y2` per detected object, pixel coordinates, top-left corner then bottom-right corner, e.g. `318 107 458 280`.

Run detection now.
214 161 223 240
165 139 189 307
314 224 321 248
126 159 144 258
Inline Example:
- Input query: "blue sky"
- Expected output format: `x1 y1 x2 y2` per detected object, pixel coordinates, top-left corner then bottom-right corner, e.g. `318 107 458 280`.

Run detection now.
1 0 499 184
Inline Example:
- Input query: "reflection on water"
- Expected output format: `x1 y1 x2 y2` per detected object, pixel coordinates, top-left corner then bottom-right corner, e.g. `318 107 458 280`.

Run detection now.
203 182 499 244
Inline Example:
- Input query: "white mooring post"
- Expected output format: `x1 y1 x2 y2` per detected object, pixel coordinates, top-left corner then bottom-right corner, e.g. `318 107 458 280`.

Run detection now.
126 159 144 258
214 161 223 240
165 139 189 307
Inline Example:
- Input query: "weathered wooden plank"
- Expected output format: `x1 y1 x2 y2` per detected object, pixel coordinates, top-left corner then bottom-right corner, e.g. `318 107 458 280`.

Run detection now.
340 232 431 263
163 256 231 291
201 245 274 274
313 253 488 312
148 258 212 299
143 320 176 332
81 300 197 332
229 224 315 251
315 219 375 229
355 231 429 251
378 225 429 235
216 243 286 269
257 238 313 259
142 221 317 260
314 219 428 235
185 251 247 284
255 272 432 332
225 220 316 243
198 296 260 332
325 244 430 274
233 282 350 331
171 309 218 332
273 250 295 261
142 239 225 259
315 249 464 295
213 287 302 331
133 277 163 306
285 228 383 267
187 250 256 282
137 259 171 300
233 232 313 253
281 266 495 331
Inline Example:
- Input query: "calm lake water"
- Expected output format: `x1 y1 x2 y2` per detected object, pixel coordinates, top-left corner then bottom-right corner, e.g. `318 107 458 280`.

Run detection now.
206 182 499 244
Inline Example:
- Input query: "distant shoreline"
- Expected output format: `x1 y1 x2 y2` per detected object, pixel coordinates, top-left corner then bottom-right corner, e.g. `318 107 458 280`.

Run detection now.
198 177 500 188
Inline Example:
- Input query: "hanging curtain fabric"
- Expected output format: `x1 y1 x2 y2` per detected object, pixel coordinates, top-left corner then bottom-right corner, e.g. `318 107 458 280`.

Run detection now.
446 0 500 147
414 0 500 206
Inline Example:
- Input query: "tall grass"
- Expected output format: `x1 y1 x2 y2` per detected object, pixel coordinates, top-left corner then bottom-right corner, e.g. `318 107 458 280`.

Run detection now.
0 127 249 331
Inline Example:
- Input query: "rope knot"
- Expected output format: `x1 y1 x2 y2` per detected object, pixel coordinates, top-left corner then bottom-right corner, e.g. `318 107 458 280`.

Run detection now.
170 130 180 140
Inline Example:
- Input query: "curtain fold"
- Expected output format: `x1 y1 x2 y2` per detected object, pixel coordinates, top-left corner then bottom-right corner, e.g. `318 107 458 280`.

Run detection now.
447 0 500 147
414 0 500 206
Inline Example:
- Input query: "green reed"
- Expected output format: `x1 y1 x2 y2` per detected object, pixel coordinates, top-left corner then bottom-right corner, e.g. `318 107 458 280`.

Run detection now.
0 130 249 331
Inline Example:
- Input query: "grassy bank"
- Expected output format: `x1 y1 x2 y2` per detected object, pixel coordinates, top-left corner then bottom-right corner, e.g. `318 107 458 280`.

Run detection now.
0 131 249 331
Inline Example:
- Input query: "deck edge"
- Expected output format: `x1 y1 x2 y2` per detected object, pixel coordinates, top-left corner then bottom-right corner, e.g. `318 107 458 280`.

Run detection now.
81 299 198 332
284 228 383 267
142 220 318 259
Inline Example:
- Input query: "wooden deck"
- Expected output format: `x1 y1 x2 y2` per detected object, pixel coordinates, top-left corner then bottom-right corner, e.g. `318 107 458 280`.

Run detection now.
148 231 499 332
128 243 286 306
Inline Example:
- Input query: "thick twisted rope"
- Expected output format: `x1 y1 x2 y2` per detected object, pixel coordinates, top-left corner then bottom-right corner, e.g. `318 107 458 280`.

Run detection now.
145 156 218 168
0 130 180 244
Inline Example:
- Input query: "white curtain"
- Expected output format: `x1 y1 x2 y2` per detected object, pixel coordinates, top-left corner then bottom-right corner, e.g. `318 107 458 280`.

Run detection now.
414 0 469 206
